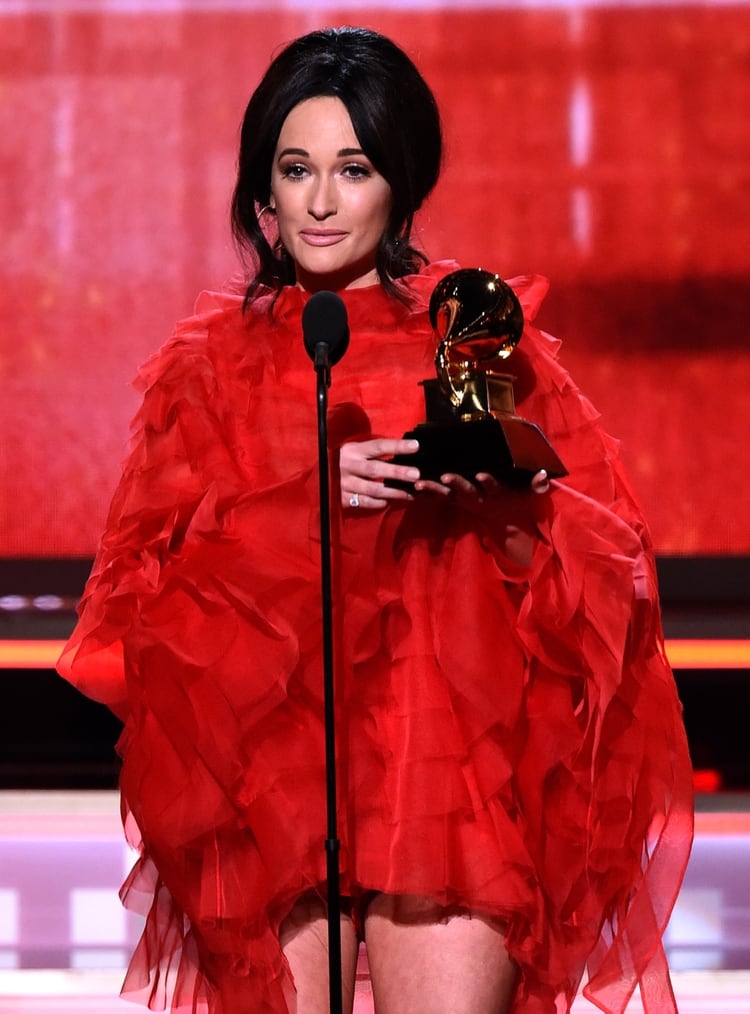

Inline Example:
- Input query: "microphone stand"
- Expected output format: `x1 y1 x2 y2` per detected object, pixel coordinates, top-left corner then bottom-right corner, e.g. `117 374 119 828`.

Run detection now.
312 341 343 1014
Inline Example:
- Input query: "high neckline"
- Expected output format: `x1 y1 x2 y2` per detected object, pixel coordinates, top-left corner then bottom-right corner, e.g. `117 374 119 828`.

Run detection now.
268 260 459 327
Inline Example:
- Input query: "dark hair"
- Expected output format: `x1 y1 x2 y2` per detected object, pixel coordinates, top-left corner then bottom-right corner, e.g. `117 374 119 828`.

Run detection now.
230 26 443 303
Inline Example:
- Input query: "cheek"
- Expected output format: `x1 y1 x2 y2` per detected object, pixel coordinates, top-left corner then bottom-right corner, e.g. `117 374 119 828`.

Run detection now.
271 179 300 215
362 190 392 235
272 197 298 242
377 189 393 231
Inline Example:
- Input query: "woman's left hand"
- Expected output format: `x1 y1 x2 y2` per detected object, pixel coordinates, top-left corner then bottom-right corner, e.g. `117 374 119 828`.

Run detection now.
414 469 551 501
414 469 551 567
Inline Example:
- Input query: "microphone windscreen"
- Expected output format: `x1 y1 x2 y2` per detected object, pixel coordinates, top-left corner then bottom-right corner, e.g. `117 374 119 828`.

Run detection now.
302 291 350 366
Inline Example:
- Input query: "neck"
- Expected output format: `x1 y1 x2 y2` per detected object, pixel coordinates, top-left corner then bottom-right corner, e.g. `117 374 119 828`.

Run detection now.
295 263 380 294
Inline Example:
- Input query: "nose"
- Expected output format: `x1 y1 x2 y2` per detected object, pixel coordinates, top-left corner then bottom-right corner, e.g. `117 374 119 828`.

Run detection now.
308 174 336 220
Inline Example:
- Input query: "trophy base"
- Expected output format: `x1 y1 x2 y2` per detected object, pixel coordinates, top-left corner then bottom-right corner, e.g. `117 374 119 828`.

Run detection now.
388 414 568 492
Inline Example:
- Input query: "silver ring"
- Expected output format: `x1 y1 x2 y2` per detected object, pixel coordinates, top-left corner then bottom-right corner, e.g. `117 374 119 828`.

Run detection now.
349 493 360 508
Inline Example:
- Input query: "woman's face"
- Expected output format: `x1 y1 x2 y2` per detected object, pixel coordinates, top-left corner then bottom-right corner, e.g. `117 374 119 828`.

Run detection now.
270 96 392 292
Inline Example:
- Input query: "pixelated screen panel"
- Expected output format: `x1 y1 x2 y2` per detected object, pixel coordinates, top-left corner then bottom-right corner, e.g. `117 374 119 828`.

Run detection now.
1 2 748 555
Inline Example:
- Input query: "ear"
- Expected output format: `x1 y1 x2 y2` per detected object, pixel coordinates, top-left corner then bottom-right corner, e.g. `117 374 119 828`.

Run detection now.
269 193 276 210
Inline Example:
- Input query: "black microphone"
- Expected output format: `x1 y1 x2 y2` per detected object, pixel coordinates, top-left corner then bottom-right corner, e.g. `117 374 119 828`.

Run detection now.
302 291 350 372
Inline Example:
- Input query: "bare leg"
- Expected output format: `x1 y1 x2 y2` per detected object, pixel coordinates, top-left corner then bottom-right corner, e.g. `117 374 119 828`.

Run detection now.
280 893 359 1014
364 894 517 1014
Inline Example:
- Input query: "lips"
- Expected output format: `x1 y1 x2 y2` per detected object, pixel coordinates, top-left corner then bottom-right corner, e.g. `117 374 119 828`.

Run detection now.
300 230 348 247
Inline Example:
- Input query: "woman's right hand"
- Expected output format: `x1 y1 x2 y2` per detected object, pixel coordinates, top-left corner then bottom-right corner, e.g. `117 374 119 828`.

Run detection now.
339 438 421 510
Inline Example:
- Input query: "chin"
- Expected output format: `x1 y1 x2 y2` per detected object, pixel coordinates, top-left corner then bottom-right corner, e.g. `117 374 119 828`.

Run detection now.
296 258 379 292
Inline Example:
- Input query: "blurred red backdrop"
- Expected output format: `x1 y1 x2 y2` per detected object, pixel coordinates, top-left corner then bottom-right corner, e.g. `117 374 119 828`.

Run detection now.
1 2 749 556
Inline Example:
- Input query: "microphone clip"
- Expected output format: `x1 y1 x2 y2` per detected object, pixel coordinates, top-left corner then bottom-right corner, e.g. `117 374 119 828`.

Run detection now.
314 341 332 386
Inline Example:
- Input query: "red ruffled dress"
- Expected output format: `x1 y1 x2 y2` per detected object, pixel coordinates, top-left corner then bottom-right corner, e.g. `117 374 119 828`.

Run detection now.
58 262 693 1014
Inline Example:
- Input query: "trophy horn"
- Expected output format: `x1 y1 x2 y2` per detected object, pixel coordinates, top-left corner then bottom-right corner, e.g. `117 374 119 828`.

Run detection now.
429 269 524 409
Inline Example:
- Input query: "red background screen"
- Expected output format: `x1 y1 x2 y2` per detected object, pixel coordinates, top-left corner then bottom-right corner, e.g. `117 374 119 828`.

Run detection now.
2 2 748 556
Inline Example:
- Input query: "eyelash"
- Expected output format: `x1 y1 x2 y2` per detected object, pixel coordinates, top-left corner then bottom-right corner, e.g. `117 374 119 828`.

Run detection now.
280 164 307 179
279 163 372 181
342 163 372 180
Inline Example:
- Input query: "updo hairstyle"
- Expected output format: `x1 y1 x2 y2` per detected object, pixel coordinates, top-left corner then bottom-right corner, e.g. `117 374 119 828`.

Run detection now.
230 26 443 302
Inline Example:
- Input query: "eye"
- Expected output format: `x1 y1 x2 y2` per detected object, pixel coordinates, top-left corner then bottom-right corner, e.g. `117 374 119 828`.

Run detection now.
280 163 308 180
342 163 372 180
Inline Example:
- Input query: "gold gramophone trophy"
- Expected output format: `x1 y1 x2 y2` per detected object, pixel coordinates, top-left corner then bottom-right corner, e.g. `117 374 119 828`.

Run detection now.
390 268 567 489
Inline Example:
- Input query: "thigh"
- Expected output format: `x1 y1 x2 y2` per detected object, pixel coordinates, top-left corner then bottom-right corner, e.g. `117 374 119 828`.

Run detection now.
364 894 517 1014
280 892 359 1014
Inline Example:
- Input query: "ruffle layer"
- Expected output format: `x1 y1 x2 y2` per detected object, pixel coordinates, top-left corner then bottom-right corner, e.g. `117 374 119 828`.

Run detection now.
58 263 693 1013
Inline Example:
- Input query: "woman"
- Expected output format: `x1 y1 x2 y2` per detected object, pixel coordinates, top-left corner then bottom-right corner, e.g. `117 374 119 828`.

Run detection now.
58 26 693 1014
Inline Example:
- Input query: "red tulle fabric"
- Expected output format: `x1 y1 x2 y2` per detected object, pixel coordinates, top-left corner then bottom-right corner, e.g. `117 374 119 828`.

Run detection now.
58 262 693 1013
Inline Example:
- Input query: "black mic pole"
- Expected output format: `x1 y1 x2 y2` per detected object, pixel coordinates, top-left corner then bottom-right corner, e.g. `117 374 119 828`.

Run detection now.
312 338 344 1014
303 290 349 1014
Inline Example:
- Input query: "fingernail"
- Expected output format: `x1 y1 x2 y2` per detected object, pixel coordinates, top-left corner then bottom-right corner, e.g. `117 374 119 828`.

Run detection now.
407 469 420 480
408 439 419 448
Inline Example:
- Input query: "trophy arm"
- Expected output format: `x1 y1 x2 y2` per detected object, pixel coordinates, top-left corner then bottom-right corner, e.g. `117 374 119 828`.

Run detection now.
435 339 461 408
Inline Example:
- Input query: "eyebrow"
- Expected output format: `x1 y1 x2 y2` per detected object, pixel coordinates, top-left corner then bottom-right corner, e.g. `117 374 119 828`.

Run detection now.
276 147 367 159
